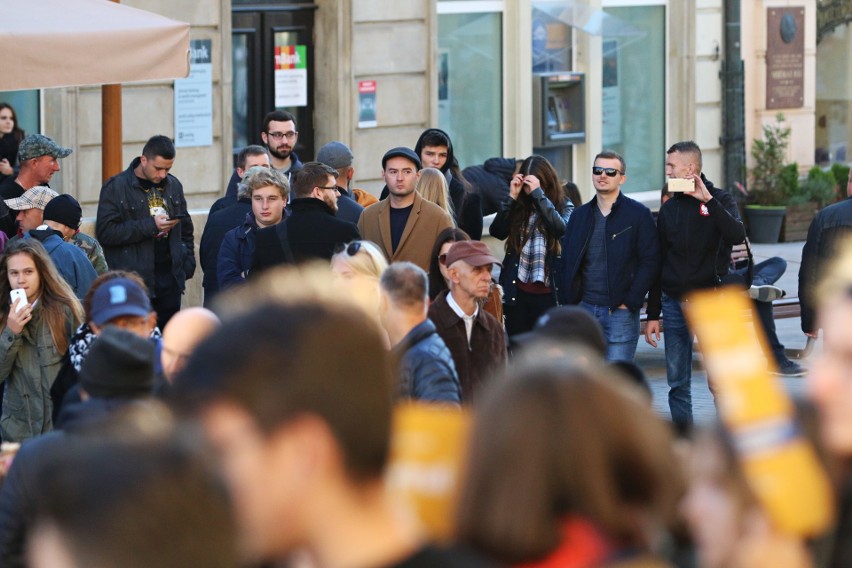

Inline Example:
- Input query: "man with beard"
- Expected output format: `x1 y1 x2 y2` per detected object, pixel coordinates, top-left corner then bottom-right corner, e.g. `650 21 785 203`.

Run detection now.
260 110 302 182
251 161 359 271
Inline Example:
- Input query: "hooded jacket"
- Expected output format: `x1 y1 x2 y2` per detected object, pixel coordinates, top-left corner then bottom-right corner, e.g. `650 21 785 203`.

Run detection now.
26 228 97 299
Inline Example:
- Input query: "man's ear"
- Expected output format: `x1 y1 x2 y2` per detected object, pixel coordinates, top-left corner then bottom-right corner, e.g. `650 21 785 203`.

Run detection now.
89 321 101 335
346 166 355 183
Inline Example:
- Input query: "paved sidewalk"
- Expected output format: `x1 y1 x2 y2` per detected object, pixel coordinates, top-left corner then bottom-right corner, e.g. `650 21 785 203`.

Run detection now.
641 240 814 425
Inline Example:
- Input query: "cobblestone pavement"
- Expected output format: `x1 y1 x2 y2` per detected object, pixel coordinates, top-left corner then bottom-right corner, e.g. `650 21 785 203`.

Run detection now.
638 240 814 425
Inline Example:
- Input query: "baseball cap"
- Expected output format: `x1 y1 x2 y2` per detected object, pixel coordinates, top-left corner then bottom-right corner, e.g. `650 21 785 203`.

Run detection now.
17 134 73 162
90 278 152 326
382 147 421 170
316 141 354 169
79 326 155 399
443 240 502 268
4 186 58 211
43 194 82 229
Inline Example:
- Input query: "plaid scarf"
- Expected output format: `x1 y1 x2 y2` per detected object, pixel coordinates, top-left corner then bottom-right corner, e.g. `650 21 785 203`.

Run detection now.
518 211 548 285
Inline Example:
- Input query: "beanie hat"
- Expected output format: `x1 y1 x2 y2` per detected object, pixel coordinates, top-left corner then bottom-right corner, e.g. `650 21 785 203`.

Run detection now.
43 194 82 229
79 326 155 399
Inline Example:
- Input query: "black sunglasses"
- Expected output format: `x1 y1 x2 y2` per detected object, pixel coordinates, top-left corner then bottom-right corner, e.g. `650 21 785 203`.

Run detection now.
592 166 624 177
335 241 362 256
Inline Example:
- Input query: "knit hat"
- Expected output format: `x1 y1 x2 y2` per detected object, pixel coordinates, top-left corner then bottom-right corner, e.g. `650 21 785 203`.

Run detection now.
43 194 82 229
4 186 58 211
90 278 152 326
17 134 73 162
79 326 155 399
381 147 421 170
316 141 354 169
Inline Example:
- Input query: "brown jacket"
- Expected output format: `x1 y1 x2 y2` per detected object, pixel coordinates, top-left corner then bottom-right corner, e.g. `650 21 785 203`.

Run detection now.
358 192 453 271
428 290 507 403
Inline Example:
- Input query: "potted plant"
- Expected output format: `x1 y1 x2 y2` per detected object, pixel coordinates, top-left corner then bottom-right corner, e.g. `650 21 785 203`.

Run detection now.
746 113 791 243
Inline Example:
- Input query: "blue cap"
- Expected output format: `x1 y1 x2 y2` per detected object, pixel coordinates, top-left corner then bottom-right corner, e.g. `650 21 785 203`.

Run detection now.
90 278 151 326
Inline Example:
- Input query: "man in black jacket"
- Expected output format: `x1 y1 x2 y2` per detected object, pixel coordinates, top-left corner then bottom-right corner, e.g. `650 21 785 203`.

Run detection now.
800 167 852 337
644 141 745 428
560 150 659 362
95 135 195 329
251 161 360 272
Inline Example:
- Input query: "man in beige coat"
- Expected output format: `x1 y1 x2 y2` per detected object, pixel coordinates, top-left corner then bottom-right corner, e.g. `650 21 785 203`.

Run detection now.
358 147 453 271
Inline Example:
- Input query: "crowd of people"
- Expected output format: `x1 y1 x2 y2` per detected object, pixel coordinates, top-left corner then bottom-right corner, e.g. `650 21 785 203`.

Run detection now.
0 101 847 567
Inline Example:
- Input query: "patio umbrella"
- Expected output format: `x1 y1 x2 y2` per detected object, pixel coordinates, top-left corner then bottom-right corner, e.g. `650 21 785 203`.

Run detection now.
0 0 190 179
1 0 189 90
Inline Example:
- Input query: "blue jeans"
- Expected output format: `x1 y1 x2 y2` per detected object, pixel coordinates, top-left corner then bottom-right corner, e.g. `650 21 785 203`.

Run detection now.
661 294 694 427
580 302 640 362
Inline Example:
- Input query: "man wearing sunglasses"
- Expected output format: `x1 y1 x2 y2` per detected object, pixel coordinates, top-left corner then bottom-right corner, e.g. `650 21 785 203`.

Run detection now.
560 151 659 363
644 141 745 429
260 110 303 177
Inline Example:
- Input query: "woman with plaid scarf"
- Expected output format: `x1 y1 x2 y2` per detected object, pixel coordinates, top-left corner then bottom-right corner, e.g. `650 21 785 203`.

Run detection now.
489 155 573 337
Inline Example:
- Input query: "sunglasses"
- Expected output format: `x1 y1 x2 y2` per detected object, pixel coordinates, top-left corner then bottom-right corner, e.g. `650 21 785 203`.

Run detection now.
592 166 624 177
335 241 362 256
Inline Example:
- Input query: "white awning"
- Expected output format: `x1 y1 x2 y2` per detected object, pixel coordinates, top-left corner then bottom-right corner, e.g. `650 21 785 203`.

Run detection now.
0 0 190 90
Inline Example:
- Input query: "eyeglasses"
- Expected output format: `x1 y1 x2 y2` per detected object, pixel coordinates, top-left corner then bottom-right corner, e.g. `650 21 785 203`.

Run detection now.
335 241 362 256
267 131 298 140
317 185 338 191
592 166 623 177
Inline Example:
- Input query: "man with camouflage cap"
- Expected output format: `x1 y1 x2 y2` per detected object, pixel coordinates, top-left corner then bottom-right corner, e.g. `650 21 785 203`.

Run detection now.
0 134 72 237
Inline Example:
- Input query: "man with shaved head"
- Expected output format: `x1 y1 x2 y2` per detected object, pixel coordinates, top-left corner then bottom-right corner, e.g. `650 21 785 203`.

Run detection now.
159 307 220 390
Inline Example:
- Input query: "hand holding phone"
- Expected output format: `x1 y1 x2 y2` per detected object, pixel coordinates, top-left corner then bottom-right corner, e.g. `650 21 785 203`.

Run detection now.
10 289 26 313
167 212 189 221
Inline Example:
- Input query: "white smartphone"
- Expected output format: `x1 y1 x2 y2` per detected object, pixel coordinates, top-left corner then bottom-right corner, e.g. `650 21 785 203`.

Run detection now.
10 289 26 312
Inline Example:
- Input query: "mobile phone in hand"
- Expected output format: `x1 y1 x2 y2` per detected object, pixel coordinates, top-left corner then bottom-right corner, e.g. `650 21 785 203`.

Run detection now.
10 289 26 312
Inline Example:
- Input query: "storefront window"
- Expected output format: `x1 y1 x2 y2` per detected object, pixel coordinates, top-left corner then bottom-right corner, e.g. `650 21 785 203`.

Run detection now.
437 10 503 168
0 91 39 139
602 5 665 194
816 23 852 165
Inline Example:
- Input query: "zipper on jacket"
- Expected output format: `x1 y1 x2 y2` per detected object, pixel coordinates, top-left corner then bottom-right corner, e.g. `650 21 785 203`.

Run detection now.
611 226 633 240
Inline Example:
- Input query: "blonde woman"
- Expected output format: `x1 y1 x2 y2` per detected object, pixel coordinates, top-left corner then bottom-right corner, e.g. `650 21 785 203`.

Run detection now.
330 241 390 347
415 167 455 224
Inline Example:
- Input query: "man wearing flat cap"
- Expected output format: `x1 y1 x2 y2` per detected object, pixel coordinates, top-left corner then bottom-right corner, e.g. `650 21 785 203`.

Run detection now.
315 141 364 225
428 240 506 402
0 134 72 238
358 147 453 271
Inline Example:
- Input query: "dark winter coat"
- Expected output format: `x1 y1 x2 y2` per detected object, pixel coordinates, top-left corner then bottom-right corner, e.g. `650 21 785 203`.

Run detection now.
95 157 196 295
393 319 462 404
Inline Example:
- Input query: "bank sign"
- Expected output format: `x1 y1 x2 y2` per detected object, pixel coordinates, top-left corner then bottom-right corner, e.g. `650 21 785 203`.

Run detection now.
274 45 308 107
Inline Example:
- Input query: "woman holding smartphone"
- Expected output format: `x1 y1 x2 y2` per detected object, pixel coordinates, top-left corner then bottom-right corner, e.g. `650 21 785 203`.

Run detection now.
0 240 82 442
489 155 573 336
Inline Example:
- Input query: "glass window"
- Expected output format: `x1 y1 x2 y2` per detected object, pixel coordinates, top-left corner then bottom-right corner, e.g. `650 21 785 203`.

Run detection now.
232 33 250 149
0 90 39 139
816 24 852 165
601 6 665 194
437 11 503 168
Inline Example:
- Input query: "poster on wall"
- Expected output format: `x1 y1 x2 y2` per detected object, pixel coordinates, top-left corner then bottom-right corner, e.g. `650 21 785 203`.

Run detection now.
601 39 621 147
274 45 308 107
174 39 213 148
358 80 377 128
